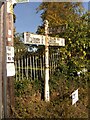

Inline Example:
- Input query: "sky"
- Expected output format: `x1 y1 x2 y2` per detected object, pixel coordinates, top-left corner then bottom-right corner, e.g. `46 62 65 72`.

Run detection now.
14 2 42 33
14 2 89 34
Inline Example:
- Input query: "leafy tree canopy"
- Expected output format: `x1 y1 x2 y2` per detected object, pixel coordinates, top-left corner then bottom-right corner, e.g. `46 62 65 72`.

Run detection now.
36 2 84 34
36 2 90 79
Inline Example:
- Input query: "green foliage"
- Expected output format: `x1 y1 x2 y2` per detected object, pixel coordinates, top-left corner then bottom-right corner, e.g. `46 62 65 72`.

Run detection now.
31 78 42 92
36 2 90 84
14 75 88 118
14 33 27 60
14 77 43 97
36 2 83 34
14 78 31 97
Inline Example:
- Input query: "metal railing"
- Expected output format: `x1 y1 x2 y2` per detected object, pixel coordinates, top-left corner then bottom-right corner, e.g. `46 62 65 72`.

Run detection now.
15 52 61 81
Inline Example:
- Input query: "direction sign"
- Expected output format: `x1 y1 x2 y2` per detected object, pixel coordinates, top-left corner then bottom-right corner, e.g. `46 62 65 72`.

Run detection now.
48 36 65 46
24 32 45 45
24 32 65 46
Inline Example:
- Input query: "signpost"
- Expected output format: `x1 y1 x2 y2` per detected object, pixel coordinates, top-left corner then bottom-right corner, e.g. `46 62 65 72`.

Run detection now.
24 24 65 102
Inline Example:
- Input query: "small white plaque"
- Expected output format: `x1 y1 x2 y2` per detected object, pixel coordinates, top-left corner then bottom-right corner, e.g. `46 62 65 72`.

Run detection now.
71 89 79 105
8 38 12 41
6 46 14 63
7 63 15 76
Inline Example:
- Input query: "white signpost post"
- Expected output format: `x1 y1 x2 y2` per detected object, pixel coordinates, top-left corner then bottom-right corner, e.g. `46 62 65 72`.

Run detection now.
24 23 65 102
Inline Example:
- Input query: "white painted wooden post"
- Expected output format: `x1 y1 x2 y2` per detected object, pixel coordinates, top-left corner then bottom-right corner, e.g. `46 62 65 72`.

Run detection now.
45 20 50 102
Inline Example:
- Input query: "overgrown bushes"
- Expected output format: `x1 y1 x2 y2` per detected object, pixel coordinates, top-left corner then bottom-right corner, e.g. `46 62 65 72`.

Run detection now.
14 71 89 118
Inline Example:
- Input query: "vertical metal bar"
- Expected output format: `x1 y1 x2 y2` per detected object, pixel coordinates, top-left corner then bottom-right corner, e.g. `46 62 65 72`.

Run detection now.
51 53 53 74
18 59 20 81
15 60 17 81
25 56 26 78
28 57 30 78
26 55 27 79
27 56 28 80
40 55 43 77
50 53 52 74
36 56 38 79
54 53 56 69
37 56 38 79
53 53 54 70
56 53 57 68
53 53 55 70
43 54 45 76
33 55 35 80
22 57 23 80
30 56 32 79
56 52 58 68
25 55 27 79
34 55 36 79
38 55 40 79
34 55 37 79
